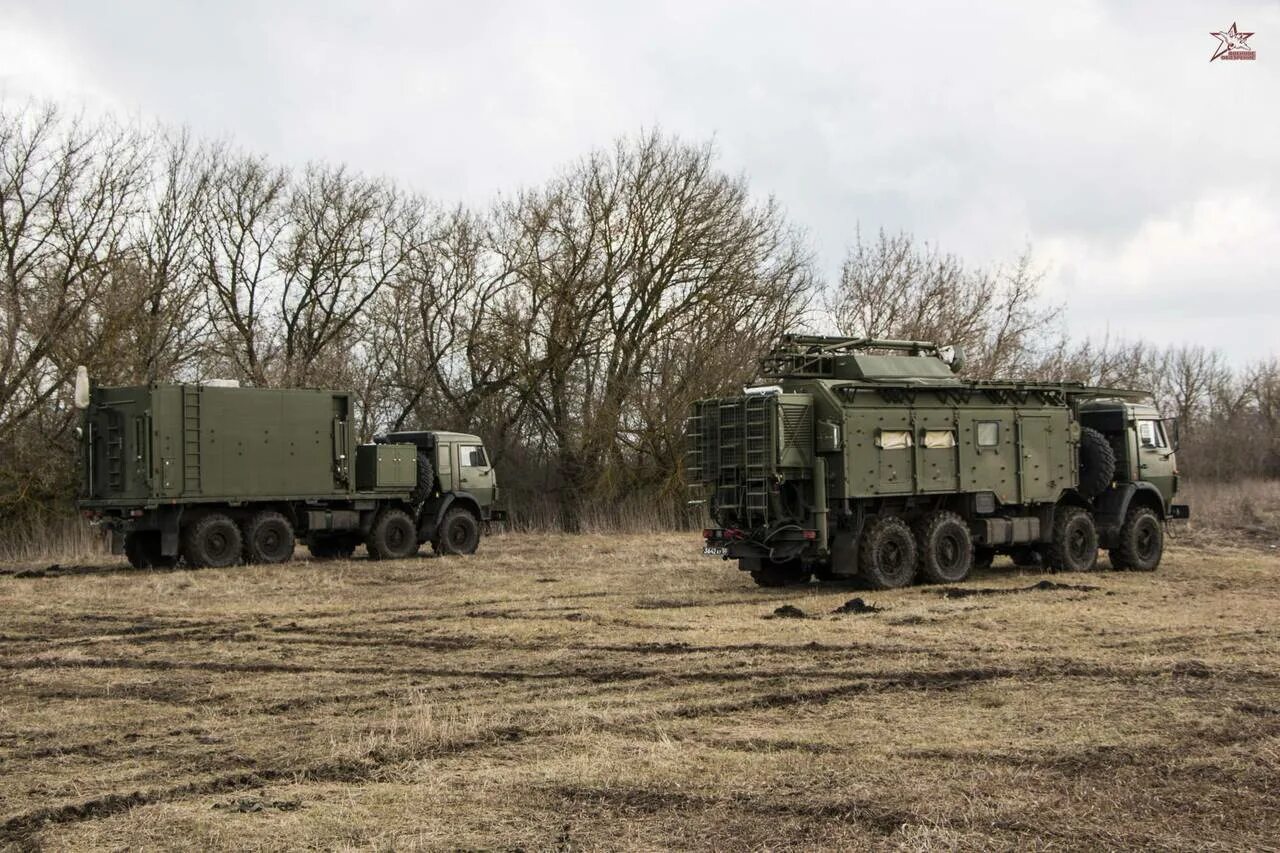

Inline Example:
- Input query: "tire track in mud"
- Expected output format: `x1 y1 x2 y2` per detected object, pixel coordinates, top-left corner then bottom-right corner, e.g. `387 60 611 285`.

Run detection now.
548 783 919 837
4 659 1260 844
0 666 998 844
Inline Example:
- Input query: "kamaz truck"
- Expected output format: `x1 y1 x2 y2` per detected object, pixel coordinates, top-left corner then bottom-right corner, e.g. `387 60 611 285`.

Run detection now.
687 336 1190 588
74 371 503 568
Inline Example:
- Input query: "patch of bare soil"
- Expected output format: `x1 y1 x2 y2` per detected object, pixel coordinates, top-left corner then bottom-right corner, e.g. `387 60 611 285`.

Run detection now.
936 578 1100 598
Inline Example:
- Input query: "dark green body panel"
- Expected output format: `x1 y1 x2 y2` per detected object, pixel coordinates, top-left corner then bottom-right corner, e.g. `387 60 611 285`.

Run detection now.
355 444 418 491
81 383 405 507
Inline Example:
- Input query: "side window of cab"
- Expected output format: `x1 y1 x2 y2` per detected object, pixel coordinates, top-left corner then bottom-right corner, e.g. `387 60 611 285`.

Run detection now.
1138 420 1168 449
460 444 488 468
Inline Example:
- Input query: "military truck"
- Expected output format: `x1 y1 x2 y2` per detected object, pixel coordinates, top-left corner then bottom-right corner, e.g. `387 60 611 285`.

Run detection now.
687 336 1189 588
74 371 503 568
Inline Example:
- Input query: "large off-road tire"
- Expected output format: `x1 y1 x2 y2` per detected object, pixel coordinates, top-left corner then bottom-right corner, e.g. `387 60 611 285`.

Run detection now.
750 558 811 587
124 531 178 569
307 534 359 560
181 513 242 569
914 511 974 584
434 508 481 556
858 516 918 589
1110 506 1163 571
243 510 295 564
1047 506 1099 572
1077 427 1116 499
367 508 419 560
411 450 435 504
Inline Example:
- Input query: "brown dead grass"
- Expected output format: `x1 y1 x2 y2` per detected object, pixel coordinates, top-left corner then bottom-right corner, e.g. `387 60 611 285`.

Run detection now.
1177 478 1280 551
1 532 1279 851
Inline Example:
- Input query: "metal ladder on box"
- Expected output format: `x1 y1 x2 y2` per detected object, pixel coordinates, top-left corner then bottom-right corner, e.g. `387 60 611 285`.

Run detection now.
105 416 124 490
684 409 705 497
182 387 202 493
715 400 742 514
743 395 770 523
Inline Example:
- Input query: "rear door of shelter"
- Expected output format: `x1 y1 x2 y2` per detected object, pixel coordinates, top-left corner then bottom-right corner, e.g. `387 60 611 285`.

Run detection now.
1016 415 1053 503
959 411 1015 504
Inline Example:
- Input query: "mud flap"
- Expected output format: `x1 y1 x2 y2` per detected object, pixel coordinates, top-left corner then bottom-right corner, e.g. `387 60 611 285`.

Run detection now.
160 509 182 557
108 528 125 555
828 529 859 578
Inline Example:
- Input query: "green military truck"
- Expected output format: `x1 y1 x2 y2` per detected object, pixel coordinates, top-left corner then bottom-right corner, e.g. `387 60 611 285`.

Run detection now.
687 336 1189 588
74 372 503 569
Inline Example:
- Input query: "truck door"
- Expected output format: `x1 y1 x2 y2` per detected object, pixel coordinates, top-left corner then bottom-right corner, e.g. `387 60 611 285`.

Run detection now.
1135 418 1176 508
1017 415 1054 503
959 413 1016 504
436 442 454 492
457 443 495 508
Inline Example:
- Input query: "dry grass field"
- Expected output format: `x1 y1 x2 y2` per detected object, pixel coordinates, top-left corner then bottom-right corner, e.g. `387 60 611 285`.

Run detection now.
2 531 1279 851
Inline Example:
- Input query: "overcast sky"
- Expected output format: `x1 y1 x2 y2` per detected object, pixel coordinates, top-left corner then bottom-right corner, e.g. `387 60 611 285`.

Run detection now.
2 1 1277 363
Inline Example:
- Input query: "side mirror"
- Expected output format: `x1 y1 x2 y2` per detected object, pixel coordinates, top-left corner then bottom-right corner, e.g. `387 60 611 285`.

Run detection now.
74 365 90 409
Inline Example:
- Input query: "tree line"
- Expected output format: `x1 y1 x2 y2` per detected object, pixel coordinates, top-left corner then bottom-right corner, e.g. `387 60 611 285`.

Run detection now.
0 103 1271 533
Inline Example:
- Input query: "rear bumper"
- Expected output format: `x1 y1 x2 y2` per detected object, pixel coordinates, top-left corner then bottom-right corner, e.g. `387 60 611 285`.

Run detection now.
702 527 818 561
1169 504 1190 520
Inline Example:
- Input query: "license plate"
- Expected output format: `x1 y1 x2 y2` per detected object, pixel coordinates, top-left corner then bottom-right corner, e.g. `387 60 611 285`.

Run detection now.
702 545 728 557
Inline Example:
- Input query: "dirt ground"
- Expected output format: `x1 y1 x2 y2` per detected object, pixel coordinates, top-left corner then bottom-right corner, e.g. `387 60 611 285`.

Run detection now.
1 533 1278 851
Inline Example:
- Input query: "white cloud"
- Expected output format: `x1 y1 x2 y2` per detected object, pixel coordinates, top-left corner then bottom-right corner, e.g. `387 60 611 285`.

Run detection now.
2 0 1277 362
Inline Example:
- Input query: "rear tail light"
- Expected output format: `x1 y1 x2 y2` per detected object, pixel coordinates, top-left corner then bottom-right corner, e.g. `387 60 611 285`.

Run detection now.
802 530 817 540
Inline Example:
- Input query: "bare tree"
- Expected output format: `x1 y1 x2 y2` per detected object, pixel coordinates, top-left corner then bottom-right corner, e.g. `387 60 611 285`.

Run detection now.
197 151 288 385
497 132 813 530
0 104 151 523
275 165 413 387
362 205 519 437
0 104 148 438
826 229 1059 378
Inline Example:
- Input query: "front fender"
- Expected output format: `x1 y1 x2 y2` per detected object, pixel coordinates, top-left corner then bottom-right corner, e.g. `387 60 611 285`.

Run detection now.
418 492 481 542
1094 482 1166 546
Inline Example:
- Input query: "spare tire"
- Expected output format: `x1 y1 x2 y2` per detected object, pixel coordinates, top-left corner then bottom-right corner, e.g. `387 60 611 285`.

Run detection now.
411 450 435 503
1077 427 1116 499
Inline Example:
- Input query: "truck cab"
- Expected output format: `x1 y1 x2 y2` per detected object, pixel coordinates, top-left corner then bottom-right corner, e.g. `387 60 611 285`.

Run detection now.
1079 401 1181 511
376 430 503 548
1078 400 1188 557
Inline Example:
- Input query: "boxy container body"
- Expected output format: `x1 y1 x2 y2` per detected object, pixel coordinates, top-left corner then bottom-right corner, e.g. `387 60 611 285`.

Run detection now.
81 384 365 506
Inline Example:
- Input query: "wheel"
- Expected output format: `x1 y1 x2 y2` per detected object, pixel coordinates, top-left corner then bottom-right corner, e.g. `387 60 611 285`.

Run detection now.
1077 427 1116 499
1047 506 1098 572
973 546 995 571
1110 506 1163 571
307 535 358 560
750 558 811 587
367 508 419 560
181 513 242 568
858 516 918 589
243 510 295 564
124 531 177 569
411 450 435 503
914 511 973 584
434 508 480 556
